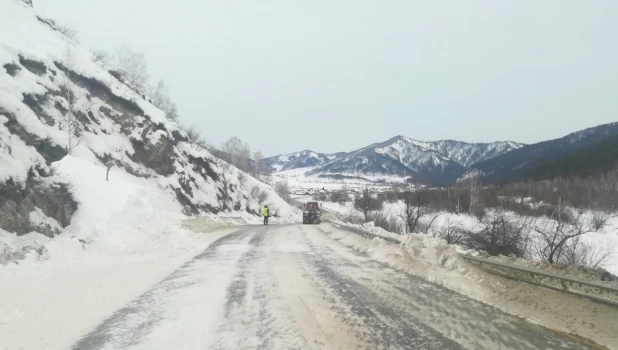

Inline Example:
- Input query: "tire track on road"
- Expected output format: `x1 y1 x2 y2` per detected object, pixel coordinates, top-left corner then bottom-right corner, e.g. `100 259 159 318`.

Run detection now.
71 228 252 350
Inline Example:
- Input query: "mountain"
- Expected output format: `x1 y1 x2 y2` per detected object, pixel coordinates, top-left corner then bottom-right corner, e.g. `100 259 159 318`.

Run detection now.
260 150 344 173
264 136 523 186
427 140 524 168
311 137 463 186
0 0 294 239
523 134 618 181
467 122 618 184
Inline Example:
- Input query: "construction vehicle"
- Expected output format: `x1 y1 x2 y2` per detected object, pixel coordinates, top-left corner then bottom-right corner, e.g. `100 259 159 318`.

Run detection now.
302 201 322 224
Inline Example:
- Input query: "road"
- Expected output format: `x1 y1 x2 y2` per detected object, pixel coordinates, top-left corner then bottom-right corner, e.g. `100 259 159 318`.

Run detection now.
70 224 595 350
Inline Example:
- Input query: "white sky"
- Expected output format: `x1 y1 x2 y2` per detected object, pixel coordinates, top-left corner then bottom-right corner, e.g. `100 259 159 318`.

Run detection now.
35 0 618 156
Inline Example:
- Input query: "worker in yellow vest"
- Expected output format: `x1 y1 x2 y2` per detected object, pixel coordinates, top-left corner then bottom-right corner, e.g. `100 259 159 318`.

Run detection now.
262 205 270 225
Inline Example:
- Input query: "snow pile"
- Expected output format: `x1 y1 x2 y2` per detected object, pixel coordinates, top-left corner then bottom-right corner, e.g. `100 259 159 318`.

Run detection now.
400 234 466 271
331 220 404 243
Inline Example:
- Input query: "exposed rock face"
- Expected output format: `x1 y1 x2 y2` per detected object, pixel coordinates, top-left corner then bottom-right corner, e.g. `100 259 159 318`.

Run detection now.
22 0 33 7
0 177 77 237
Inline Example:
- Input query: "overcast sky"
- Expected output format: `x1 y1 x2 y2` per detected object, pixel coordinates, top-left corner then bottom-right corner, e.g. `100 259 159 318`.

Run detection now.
36 0 618 156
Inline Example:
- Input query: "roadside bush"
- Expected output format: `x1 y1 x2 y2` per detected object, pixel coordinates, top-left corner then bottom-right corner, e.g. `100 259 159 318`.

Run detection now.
182 124 208 148
368 211 402 234
432 219 465 245
342 211 365 225
464 212 534 257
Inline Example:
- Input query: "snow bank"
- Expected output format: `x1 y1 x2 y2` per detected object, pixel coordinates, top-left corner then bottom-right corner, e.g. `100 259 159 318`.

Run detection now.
320 222 618 349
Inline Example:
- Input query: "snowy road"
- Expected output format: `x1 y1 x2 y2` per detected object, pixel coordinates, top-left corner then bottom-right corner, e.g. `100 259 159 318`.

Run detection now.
70 225 595 350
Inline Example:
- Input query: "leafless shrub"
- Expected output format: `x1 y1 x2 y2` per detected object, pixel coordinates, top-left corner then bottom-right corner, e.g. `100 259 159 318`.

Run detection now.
182 124 208 148
465 211 534 257
91 49 110 66
342 211 365 225
57 24 79 42
250 185 269 204
368 211 402 234
534 206 605 264
591 211 609 231
330 185 350 204
422 212 442 234
433 219 465 245
562 236 614 269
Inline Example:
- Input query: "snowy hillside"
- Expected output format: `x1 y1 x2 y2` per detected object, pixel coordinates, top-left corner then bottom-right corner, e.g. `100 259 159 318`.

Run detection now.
266 136 522 187
260 150 344 173
466 122 618 184
0 0 296 255
426 139 524 168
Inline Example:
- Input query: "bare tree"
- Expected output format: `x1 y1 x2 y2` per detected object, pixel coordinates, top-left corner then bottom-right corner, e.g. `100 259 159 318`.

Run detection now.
536 205 606 264
275 181 290 202
113 45 149 92
354 188 383 223
59 46 83 153
253 151 263 177
465 176 481 215
221 137 251 173
399 187 428 233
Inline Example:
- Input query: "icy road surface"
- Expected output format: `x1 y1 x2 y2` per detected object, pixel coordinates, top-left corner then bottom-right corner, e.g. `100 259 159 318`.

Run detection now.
71 225 594 350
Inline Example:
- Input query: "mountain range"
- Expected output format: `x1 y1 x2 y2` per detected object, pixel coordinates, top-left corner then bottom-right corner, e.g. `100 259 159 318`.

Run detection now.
262 122 618 186
261 138 524 186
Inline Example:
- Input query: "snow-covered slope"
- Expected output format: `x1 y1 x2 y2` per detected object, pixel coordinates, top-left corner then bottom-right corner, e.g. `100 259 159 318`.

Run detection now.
260 150 344 173
426 139 524 168
266 136 523 186
0 0 295 249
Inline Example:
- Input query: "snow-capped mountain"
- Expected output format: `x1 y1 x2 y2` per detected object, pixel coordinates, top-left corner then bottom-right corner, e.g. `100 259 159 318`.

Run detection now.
425 139 525 168
260 150 344 173
0 0 295 239
466 122 618 184
264 136 523 186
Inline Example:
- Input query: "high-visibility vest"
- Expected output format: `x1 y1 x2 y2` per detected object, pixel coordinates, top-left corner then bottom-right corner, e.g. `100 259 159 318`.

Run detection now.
262 207 269 217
